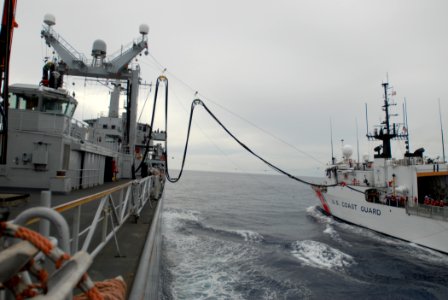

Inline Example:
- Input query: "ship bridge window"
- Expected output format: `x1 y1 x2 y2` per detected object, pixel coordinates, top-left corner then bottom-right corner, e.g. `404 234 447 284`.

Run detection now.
65 102 76 118
42 97 75 117
43 98 65 114
9 93 39 111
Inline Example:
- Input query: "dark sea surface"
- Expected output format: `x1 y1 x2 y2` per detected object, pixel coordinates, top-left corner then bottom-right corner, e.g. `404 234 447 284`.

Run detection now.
161 171 448 299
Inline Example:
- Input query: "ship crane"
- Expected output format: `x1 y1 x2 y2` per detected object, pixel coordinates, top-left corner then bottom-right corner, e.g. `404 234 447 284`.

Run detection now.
41 14 149 169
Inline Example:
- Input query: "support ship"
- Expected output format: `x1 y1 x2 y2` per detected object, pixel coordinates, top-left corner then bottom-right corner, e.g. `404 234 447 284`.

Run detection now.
0 6 165 299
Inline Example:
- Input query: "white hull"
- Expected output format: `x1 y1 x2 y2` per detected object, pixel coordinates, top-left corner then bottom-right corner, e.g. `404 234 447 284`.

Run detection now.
315 186 448 254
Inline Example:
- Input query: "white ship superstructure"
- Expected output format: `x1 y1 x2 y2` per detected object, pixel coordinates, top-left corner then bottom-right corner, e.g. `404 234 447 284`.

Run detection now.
314 82 448 253
0 15 166 193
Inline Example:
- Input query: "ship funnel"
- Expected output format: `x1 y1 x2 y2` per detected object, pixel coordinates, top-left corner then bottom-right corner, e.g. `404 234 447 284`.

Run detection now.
43 14 56 27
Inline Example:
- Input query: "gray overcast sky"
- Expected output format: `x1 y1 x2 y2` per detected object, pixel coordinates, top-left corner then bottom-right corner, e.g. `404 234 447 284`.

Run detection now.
9 0 448 176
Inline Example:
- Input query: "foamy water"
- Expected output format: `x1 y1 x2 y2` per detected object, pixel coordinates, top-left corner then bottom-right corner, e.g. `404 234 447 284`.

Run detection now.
234 230 264 242
291 240 356 272
161 171 448 300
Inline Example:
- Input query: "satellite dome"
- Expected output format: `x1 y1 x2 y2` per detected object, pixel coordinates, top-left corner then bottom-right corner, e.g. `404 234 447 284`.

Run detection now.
395 185 409 194
342 144 353 159
43 14 56 26
92 39 107 58
139 24 149 35
362 153 369 162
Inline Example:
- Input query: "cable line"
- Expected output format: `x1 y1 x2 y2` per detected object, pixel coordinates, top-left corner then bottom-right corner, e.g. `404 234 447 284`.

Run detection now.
141 55 324 166
143 75 340 187
190 99 336 187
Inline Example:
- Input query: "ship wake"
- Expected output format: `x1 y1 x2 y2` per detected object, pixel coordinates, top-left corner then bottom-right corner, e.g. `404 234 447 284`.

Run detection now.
290 240 356 272
162 207 311 299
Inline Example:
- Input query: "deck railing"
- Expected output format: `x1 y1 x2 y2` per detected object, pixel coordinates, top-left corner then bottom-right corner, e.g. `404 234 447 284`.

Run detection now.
8 175 163 299
406 204 448 222
53 176 153 257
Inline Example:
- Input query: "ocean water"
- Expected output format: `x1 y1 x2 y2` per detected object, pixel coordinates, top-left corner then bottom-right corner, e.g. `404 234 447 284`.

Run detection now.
161 171 448 299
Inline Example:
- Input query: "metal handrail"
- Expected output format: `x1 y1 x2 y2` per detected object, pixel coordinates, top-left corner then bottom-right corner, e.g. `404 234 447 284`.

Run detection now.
50 176 152 256
128 189 163 300
406 203 448 222
7 175 161 299
53 181 131 213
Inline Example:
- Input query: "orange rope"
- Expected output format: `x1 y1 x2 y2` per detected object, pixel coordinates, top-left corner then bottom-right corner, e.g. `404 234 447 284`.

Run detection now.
0 221 115 300
14 226 53 255
74 278 127 300
1 221 128 300
55 252 71 269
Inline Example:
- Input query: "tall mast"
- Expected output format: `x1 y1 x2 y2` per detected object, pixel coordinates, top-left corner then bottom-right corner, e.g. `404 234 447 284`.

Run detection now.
366 81 408 159
382 82 392 158
356 118 360 163
330 118 335 164
403 98 410 155
439 99 446 162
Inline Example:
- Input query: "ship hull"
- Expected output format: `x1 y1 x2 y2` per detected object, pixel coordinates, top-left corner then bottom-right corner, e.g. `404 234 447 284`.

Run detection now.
314 186 448 254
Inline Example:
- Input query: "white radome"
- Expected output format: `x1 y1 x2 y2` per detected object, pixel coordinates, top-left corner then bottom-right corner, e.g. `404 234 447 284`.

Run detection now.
43 14 56 26
342 144 353 159
139 24 149 35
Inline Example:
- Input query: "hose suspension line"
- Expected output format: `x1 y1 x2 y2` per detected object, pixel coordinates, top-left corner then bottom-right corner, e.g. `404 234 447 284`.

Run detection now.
140 75 360 190
149 76 341 187
189 99 338 187
134 76 165 173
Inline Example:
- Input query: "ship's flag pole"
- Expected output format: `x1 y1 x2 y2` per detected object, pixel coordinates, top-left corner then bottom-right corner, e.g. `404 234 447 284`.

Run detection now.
439 98 446 163
330 117 335 165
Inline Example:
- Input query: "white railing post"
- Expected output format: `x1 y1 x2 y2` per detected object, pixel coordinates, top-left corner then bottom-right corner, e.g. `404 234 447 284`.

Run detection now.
102 207 109 243
120 186 132 221
39 191 52 237
71 206 81 253
81 196 108 252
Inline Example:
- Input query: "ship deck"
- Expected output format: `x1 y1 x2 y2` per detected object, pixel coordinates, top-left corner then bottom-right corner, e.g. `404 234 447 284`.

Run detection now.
0 180 159 295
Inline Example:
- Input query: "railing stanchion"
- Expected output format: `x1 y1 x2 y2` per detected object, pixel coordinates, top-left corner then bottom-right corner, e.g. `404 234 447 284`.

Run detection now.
39 190 52 237
72 205 81 253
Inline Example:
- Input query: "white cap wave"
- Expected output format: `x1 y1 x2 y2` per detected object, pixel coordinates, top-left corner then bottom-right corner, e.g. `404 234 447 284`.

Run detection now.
291 240 355 272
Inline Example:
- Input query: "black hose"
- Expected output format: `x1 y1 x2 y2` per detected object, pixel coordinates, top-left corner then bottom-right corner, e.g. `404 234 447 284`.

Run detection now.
135 76 166 173
141 75 362 191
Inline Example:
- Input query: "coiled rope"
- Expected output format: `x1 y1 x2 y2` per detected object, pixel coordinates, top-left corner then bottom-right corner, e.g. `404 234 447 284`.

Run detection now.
0 221 126 300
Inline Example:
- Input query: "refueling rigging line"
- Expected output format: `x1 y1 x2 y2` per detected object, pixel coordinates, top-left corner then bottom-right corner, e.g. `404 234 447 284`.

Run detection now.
138 75 347 188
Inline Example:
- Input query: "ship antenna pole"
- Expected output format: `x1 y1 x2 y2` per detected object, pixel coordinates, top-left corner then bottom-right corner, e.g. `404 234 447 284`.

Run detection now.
365 103 369 136
330 117 335 164
404 98 411 152
356 118 360 165
382 82 392 158
439 98 446 162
